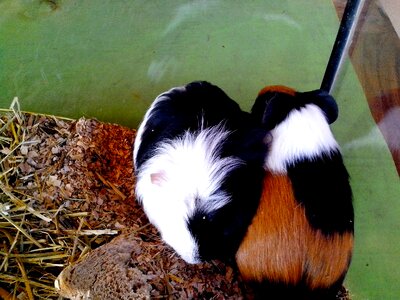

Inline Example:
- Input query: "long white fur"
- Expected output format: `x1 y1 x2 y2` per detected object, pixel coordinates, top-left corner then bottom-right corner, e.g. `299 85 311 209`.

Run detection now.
135 124 243 263
266 104 339 173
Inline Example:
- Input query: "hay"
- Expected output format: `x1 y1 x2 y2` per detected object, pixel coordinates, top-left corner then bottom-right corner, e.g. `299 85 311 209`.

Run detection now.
0 98 136 299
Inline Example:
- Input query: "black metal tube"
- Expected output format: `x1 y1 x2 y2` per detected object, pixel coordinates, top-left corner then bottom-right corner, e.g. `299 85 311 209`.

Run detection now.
321 0 365 94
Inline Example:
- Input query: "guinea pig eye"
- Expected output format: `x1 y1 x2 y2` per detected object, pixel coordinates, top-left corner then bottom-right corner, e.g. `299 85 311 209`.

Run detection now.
188 210 213 235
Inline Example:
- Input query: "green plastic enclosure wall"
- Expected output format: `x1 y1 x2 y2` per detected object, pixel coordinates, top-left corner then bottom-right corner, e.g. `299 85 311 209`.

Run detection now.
1 1 399 299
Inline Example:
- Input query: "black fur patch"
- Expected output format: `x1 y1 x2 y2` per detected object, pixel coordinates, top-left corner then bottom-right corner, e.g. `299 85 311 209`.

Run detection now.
135 81 258 169
300 89 338 124
287 151 354 235
186 112 269 261
188 161 266 262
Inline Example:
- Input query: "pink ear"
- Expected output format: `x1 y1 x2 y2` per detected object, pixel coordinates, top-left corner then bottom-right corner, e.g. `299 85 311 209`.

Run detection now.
150 171 167 186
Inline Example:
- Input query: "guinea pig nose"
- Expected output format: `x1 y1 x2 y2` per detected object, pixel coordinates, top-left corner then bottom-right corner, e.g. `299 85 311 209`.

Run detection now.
182 253 202 264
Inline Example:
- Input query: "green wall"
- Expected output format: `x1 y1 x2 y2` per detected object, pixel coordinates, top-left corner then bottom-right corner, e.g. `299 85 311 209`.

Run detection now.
1 0 336 127
1 1 399 299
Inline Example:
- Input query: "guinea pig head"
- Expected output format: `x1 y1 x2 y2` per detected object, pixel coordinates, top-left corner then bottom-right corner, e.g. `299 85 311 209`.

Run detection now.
252 85 339 131
135 124 265 264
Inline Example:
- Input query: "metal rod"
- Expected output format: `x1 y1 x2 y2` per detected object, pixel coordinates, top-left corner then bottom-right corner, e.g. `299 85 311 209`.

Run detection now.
321 0 366 94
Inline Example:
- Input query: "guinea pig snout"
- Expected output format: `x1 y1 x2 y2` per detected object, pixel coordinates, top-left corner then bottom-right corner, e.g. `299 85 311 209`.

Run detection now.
139 196 202 264
159 220 202 264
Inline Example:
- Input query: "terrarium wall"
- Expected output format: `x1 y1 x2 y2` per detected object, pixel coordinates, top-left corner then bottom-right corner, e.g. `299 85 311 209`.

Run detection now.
0 1 399 299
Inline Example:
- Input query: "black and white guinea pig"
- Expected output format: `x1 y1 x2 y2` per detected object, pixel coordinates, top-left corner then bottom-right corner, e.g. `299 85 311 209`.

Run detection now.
133 81 268 264
236 86 354 299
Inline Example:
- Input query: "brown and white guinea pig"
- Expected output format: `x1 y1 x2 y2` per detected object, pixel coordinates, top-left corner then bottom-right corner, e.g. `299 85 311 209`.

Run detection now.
133 81 268 264
235 86 354 299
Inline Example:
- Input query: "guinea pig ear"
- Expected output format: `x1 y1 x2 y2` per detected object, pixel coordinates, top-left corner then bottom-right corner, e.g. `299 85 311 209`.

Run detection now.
251 90 296 130
150 171 167 187
302 89 339 124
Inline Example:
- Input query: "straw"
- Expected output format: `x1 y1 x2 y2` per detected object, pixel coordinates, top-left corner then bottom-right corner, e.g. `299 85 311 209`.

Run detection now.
0 98 121 299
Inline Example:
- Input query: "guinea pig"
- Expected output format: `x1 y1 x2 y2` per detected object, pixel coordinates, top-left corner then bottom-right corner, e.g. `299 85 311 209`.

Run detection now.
235 86 354 299
133 81 268 264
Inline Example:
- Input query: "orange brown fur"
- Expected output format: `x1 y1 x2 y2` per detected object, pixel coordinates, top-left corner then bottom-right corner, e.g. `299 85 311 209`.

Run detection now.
236 174 353 290
257 85 296 97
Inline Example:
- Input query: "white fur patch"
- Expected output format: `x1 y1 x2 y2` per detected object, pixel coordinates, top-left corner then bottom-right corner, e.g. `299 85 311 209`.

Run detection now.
266 104 339 173
133 86 186 165
135 124 243 263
